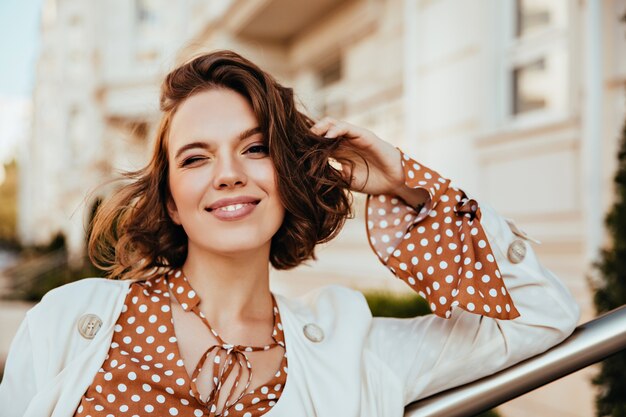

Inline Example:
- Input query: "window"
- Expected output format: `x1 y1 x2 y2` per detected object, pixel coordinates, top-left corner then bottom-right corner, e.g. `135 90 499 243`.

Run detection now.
498 0 571 125
315 56 346 118
136 0 158 24
314 53 347 118
515 0 552 38
512 58 546 115
134 0 161 62
318 58 342 88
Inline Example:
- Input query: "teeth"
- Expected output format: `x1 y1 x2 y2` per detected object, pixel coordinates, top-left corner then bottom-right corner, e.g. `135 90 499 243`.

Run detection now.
217 203 247 212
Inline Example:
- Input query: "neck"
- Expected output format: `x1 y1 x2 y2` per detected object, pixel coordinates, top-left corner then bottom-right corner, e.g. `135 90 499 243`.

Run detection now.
180 243 274 327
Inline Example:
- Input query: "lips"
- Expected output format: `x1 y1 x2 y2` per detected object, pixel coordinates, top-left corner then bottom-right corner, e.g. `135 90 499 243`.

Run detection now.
206 196 260 212
205 196 261 221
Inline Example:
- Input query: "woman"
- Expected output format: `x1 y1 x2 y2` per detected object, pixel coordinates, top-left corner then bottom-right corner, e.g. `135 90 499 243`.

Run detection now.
0 50 579 417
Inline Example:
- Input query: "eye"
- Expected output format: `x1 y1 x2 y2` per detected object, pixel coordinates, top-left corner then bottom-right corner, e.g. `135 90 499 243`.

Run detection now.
180 156 206 167
246 144 269 156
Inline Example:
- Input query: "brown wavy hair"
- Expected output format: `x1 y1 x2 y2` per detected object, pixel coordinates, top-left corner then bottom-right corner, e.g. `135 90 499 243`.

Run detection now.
88 50 357 280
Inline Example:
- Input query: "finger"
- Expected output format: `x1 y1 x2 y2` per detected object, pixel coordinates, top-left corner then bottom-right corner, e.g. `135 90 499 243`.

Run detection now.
322 120 353 138
324 125 348 138
310 125 328 136
326 124 364 140
310 117 337 135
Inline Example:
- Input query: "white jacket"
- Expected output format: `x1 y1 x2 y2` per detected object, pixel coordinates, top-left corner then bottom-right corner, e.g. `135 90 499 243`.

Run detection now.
0 203 580 417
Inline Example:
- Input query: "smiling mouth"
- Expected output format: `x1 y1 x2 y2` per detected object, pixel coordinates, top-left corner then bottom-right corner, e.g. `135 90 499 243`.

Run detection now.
206 202 259 212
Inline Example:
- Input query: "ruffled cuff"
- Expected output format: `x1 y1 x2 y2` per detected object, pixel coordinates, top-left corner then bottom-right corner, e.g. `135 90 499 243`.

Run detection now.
365 150 520 320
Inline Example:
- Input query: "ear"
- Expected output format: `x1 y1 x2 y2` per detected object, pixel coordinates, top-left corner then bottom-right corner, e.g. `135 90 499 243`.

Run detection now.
166 194 181 225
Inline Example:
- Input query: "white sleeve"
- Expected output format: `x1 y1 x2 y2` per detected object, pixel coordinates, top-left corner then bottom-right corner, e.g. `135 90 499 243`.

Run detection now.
364 202 580 405
0 316 38 416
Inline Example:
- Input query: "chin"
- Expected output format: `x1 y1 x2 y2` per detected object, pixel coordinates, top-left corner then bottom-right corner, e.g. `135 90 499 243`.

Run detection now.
211 241 270 256
189 231 275 258
184 216 283 258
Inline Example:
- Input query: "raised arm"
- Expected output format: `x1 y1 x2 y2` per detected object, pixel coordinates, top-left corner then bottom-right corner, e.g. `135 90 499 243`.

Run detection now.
309 118 579 405
364 151 580 404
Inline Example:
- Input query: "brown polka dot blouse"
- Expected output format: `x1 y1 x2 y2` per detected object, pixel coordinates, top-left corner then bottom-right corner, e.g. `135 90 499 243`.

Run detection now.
74 270 287 417
366 150 520 320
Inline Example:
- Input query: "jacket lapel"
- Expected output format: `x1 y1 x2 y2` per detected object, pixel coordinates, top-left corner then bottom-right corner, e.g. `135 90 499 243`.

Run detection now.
273 285 372 417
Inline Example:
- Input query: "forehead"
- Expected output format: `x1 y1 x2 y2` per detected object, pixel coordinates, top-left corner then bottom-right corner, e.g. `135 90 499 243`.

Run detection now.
168 88 258 151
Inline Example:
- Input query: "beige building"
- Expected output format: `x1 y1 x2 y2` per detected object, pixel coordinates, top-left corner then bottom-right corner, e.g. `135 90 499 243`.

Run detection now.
18 0 626 416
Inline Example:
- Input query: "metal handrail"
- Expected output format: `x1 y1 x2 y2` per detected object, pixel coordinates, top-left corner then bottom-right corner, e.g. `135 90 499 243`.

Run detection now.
404 305 626 417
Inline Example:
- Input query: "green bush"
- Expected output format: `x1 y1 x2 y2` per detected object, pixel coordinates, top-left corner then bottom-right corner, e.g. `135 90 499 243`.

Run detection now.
476 411 500 417
0 160 19 249
591 104 626 415
5 234 105 302
15 259 103 302
363 290 431 318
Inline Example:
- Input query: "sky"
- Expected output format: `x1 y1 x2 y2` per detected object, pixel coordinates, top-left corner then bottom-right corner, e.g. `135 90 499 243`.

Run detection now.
0 0 42 166
0 0 43 97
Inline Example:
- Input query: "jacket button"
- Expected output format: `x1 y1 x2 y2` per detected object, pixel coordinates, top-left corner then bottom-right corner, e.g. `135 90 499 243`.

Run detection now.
303 323 324 343
77 314 103 339
507 239 527 264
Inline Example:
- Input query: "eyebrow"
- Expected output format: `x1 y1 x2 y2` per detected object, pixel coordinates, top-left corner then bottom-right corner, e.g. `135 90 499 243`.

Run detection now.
174 126 262 160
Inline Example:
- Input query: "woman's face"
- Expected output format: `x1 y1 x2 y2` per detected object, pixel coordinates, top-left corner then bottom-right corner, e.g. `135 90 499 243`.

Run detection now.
166 88 285 258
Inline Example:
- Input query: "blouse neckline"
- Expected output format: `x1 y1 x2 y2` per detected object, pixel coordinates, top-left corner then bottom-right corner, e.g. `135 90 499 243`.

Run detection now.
165 269 288 414
167 269 286 348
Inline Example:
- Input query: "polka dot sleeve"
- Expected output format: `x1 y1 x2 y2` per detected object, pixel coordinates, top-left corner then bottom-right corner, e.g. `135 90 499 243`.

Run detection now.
365 150 520 320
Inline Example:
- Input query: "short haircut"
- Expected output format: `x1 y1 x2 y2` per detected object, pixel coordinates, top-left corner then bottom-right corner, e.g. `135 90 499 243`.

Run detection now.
88 50 357 280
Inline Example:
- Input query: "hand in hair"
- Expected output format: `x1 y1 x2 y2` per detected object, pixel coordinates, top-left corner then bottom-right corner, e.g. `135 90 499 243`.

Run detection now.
310 117 427 207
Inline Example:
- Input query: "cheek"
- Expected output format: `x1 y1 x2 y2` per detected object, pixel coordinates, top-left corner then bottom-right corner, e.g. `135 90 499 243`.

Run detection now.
250 161 285 223
257 163 283 204
169 170 209 208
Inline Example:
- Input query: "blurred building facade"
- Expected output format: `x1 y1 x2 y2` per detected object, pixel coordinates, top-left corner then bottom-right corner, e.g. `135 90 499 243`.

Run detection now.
19 0 626 416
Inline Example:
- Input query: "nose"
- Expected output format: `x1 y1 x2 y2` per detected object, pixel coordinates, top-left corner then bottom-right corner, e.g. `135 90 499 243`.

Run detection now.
212 154 247 189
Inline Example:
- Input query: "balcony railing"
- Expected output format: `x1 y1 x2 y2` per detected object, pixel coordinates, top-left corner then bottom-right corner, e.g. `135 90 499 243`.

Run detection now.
404 305 626 417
